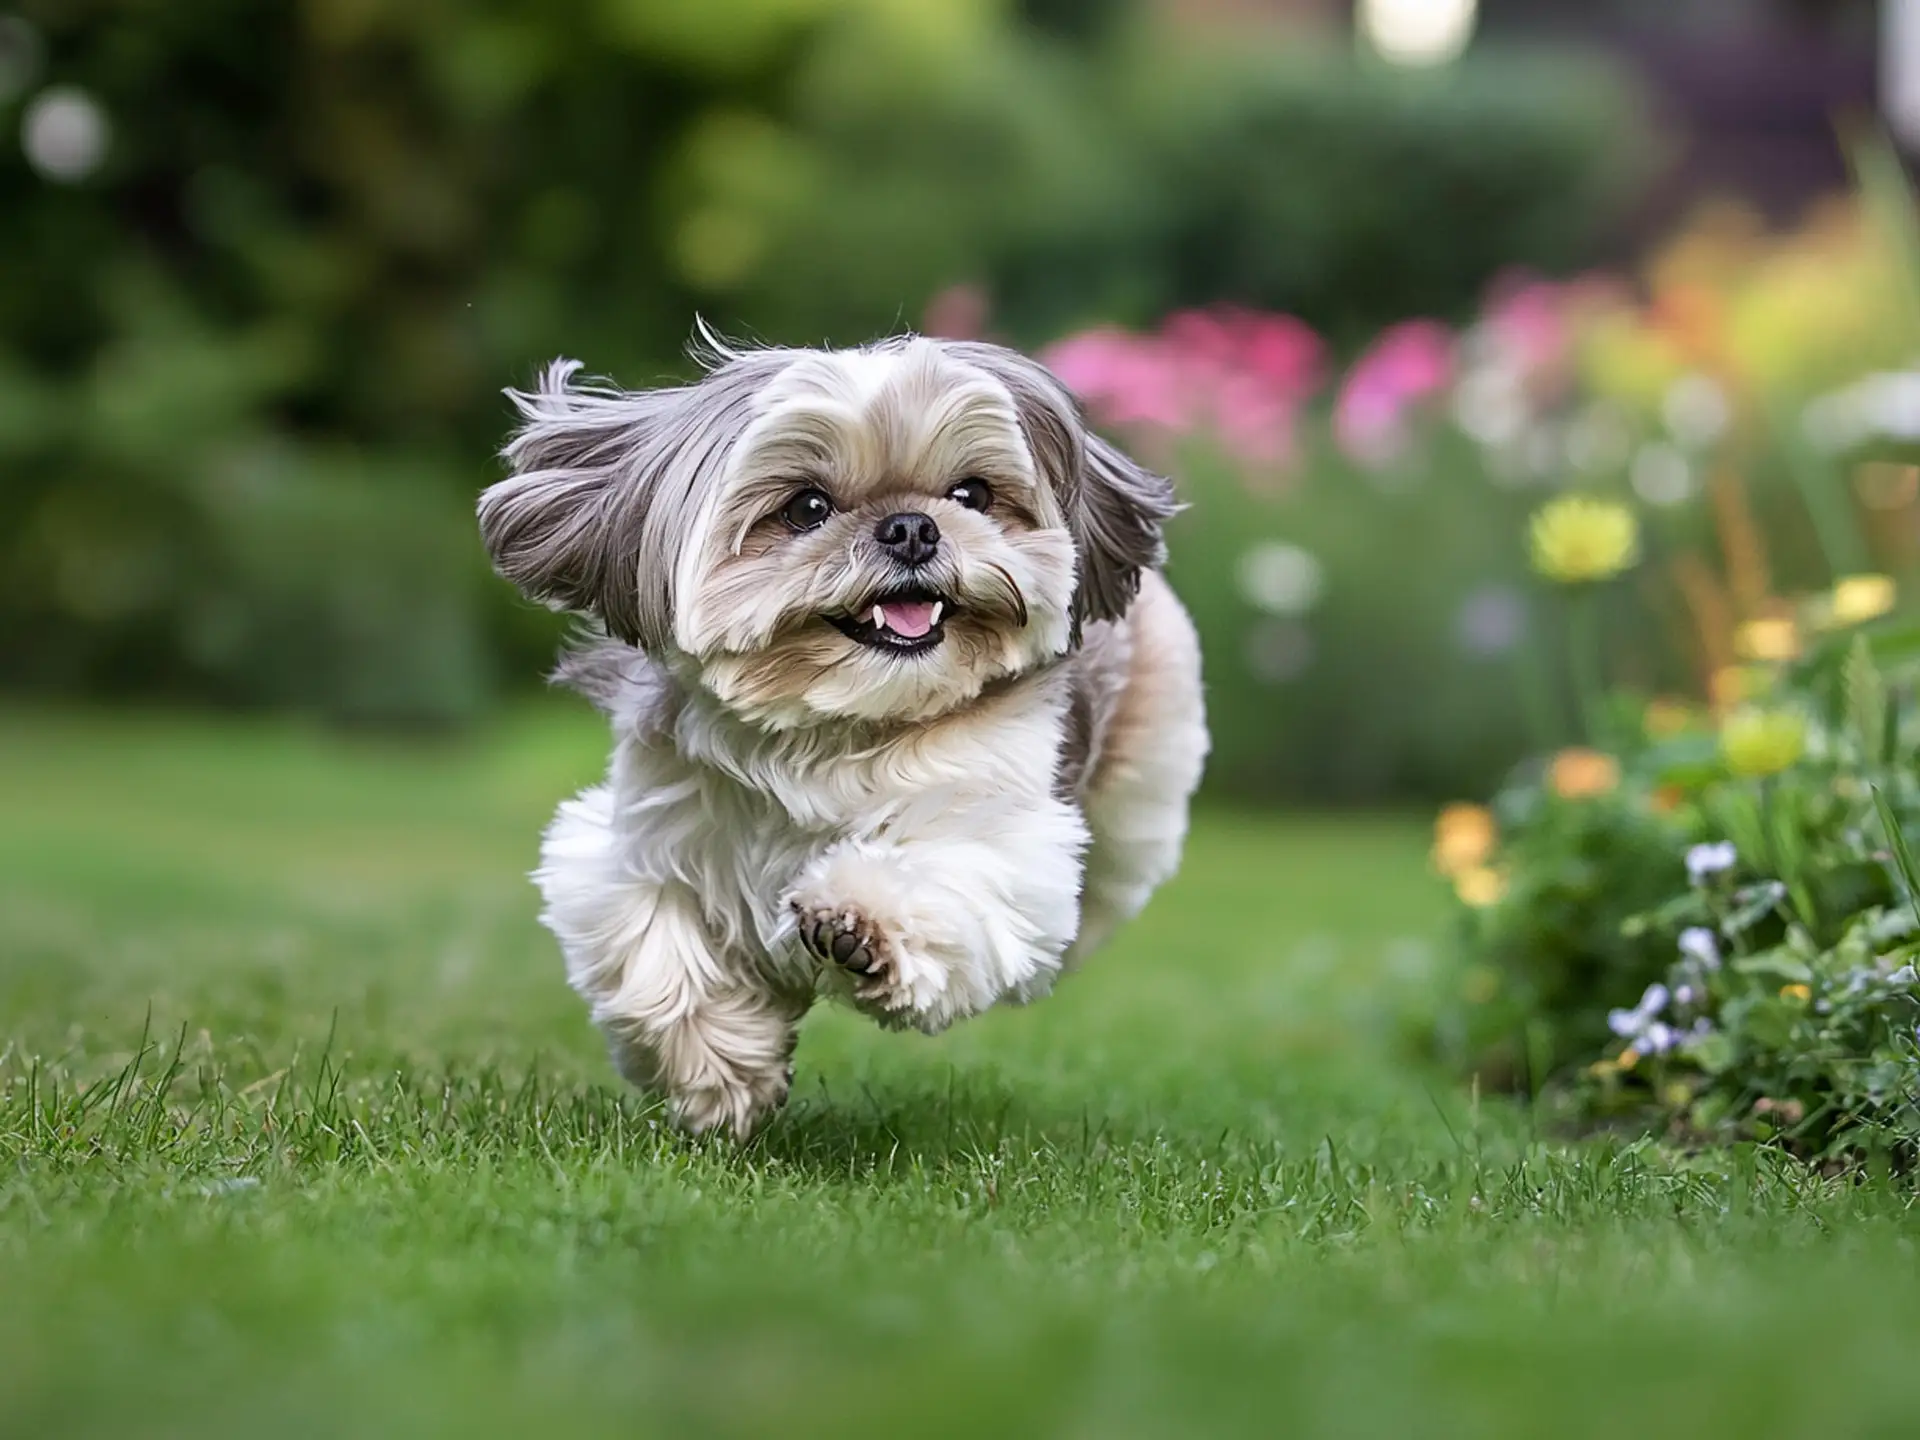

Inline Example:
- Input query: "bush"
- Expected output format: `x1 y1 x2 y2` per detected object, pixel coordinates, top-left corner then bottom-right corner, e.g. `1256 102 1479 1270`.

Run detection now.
1 2 1646 724
1442 632 1920 1168
711 37 1649 349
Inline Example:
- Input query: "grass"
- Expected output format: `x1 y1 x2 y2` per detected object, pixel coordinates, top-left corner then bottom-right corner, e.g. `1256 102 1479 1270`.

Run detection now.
4 706 1920 1439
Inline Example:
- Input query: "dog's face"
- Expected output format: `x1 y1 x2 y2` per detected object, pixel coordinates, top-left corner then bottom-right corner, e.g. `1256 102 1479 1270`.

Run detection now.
479 337 1173 727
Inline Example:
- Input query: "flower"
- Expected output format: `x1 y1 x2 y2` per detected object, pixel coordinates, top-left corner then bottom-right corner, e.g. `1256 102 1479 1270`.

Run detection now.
1527 495 1640 584
1548 747 1621 799
1618 1048 1641 1070
1643 697 1697 739
1042 309 1326 470
1237 542 1325 616
1454 585 1527 657
1432 803 1498 876
1779 983 1812 1002
1720 708 1807 777
1829 573 1897 627
1663 372 1733 449
1678 924 1723 968
1609 983 1671 1045
1605 983 1681 1059
1333 319 1454 468
1734 616 1800 663
1685 842 1737 884
1454 865 1507 908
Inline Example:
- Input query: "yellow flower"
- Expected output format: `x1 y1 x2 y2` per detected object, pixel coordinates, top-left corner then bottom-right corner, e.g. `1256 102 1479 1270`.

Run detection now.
1528 496 1641 584
1779 983 1811 1003
1548 747 1622 800
1829 573 1896 627
1432 803 1497 876
1618 1048 1641 1071
1720 707 1807 777
1454 865 1507 908
1734 616 1800 663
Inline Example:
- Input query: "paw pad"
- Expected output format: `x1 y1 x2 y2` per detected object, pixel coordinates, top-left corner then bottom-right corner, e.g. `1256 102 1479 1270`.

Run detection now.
794 904 882 976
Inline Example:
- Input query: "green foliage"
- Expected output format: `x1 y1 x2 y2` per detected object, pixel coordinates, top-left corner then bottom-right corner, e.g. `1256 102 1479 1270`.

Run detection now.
0 0 1644 723
1170 432 1549 802
1109 43 1646 347
1449 634 1920 1167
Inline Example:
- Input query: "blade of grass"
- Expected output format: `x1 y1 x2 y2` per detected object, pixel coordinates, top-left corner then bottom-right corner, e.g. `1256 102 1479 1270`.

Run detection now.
1870 783 1920 926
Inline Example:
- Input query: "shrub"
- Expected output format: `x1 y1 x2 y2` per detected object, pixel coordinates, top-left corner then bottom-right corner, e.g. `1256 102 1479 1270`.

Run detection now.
1 2 1645 723
1443 631 1920 1167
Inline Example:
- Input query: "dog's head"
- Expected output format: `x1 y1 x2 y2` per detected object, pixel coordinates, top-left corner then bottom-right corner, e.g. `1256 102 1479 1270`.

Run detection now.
479 335 1174 727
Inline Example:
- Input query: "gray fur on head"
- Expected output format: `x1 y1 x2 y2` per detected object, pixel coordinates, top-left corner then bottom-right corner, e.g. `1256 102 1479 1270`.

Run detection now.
942 342 1177 629
479 354 776 652
481 336 1175 661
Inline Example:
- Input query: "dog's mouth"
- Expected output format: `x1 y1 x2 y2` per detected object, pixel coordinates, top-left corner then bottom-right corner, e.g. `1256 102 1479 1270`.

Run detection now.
828 589 952 655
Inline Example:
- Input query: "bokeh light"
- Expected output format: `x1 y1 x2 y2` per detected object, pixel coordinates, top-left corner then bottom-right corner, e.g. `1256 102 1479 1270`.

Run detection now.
1359 0 1477 67
22 85 110 183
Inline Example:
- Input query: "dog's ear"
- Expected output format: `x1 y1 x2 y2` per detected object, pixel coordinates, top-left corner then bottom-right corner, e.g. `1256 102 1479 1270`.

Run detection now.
480 357 763 652
1071 429 1177 627
950 342 1177 630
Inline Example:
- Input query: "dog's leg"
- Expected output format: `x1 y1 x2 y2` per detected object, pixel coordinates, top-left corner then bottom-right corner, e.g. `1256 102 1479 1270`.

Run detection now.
538 785 804 1137
785 798 1089 1032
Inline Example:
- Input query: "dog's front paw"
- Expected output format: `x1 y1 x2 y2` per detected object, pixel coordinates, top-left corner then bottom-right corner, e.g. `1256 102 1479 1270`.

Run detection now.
791 901 908 1012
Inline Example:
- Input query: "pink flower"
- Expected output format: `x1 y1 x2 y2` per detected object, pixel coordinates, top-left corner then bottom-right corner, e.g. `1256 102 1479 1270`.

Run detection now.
1042 328 1195 430
1333 319 1455 467
1042 307 1326 470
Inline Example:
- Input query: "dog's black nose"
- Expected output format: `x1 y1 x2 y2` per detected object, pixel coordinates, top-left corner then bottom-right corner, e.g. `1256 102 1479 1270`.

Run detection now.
874 511 941 566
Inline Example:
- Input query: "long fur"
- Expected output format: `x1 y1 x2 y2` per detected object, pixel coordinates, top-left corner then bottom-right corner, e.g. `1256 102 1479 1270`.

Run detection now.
480 335 1208 1136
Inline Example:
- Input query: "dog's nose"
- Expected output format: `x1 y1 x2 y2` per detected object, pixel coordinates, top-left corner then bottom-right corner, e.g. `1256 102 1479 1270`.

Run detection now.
874 511 941 566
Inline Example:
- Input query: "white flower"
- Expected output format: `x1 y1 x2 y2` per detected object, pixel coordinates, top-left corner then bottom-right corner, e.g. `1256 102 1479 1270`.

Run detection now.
1663 373 1732 450
1685 842 1737 884
1608 982 1671 1040
1678 926 1722 971
1889 964 1919 987
1674 984 1697 1006
1237 543 1325 617
1631 442 1694 506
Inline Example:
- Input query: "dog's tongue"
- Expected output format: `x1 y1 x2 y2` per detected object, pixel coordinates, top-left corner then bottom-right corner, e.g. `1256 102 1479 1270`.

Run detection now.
877 600 937 638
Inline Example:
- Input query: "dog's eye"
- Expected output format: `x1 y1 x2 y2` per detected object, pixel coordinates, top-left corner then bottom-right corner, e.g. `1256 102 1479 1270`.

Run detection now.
947 479 992 512
781 488 835 532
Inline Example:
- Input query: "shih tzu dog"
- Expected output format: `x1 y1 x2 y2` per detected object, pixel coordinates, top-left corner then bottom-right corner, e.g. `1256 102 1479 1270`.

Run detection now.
478 332 1207 1137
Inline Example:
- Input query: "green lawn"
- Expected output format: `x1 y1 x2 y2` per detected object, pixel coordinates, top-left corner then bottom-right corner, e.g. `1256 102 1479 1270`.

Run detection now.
4 707 1920 1439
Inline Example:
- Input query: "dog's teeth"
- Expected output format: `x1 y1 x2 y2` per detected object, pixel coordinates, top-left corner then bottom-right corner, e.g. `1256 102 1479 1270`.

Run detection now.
871 605 887 631
930 601 944 626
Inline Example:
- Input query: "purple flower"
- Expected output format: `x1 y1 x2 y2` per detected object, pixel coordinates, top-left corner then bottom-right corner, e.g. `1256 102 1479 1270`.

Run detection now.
1608 983 1671 1041
1678 926 1721 971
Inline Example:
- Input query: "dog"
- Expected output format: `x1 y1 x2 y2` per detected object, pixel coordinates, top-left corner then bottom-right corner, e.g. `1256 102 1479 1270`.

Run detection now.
478 333 1207 1136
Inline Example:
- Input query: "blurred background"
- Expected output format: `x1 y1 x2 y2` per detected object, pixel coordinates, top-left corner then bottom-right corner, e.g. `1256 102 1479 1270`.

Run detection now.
3 0 1916 804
